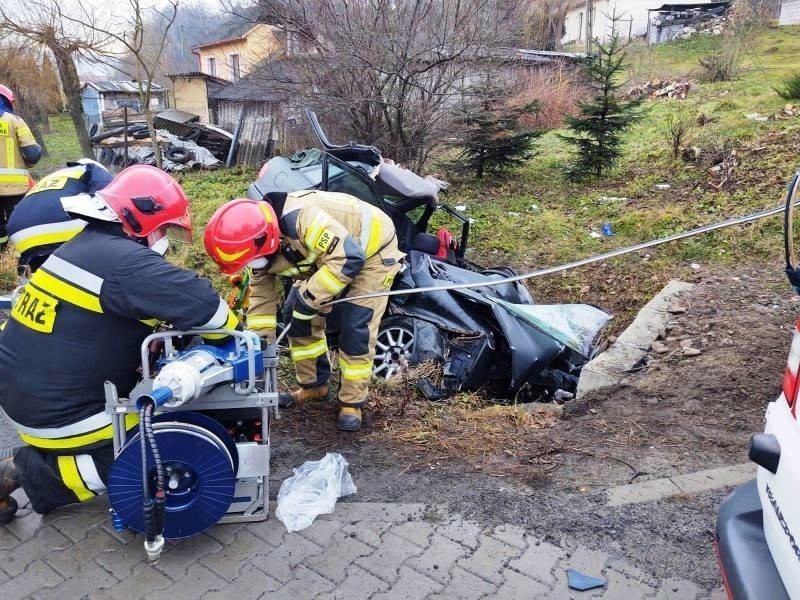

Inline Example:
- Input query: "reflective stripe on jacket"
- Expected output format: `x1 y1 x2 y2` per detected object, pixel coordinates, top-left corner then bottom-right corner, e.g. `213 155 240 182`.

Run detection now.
247 190 405 337
0 222 238 451
8 163 113 267
0 112 37 196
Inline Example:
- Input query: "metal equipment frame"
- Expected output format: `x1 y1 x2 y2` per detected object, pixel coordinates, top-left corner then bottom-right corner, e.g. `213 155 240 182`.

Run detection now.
104 329 280 523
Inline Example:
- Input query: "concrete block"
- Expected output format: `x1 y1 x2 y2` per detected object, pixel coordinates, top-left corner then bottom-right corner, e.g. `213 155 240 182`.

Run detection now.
355 531 425 582
577 280 694 397
370 565 443 600
316 565 389 600
651 577 700 600
507 539 566 585
4 560 62 599
430 566 497 600
606 478 684 507
457 535 520 585
671 463 753 495
495 569 549 599
149 563 227 600
407 533 468 583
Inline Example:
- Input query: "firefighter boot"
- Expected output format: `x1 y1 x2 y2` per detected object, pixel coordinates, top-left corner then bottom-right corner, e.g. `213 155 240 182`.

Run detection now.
337 406 362 432
0 450 21 524
278 383 330 408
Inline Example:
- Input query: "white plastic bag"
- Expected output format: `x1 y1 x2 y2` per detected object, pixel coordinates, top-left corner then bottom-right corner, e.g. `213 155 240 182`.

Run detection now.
275 452 357 532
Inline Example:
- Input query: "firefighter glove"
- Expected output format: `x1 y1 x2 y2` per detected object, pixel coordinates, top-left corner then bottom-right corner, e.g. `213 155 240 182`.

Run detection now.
281 286 317 325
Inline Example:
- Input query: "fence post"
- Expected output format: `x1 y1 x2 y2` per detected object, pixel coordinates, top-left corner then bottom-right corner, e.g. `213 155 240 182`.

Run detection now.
123 106 129 168
226 105 247 168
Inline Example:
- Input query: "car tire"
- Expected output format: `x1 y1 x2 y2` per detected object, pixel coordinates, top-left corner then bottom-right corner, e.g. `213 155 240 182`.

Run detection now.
374 316 416 379
164 147 192 164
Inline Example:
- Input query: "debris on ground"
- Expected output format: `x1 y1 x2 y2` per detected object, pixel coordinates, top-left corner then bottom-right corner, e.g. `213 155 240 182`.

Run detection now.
745 112 769 122
624 80 693 101
778 104 799 119
152 109 233 159
706 149 739 189
567 568 606 592
745 105 799 122
94 129 223 172
89 110 233 172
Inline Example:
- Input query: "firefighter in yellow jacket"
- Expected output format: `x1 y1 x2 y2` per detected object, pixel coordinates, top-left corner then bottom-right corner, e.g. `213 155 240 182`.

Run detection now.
204 190 405 431
0 84 41 250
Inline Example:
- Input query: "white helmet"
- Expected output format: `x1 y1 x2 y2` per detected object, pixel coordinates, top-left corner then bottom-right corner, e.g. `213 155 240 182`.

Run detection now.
66 158 109 173
61 193 119 224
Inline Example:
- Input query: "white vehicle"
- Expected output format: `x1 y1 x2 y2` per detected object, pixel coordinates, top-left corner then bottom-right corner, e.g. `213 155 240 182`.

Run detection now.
715 174 800 600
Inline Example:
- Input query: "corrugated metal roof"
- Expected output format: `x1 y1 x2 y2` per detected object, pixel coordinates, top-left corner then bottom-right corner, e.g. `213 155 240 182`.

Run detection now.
212 69 289 103
166 72 231 85
83 80 166 93
649 1 730 11
496 48 587 62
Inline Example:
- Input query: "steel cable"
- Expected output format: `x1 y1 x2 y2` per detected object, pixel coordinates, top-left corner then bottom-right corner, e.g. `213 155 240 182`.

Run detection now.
325 193 800 307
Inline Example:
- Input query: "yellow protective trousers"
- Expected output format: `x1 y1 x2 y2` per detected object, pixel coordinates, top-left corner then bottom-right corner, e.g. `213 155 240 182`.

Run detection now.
290 254 400 406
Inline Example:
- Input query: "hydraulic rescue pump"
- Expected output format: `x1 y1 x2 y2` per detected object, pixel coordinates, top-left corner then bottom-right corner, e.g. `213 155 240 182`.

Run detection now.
103 328 280 563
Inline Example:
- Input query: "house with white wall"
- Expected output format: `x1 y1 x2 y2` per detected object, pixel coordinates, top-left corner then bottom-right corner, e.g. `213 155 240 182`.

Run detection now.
562 0 724 45
780 0 800 25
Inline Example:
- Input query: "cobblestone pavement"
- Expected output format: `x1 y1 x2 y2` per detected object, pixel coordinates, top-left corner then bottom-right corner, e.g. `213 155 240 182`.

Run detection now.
0 490 726 600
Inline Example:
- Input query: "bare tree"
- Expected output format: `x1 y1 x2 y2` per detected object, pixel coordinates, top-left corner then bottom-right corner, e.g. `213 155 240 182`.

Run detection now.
118 1 225 85
523 0 568 51
0 0 111 155
235 0 522 169
662 104 697 160
60 0 180 168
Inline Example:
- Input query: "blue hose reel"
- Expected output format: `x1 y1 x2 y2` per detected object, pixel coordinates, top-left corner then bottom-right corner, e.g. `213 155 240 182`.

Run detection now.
104 329 279 557
107 411 238 538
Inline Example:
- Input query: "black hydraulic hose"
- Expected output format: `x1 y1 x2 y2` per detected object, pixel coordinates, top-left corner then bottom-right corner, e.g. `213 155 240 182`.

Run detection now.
326 198 800 307
139 405 149 500
143 404 165 493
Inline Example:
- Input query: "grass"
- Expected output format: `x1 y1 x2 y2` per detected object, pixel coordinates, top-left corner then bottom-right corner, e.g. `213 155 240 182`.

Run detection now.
5 27 800 328
30 115 84 178
2 24 800 478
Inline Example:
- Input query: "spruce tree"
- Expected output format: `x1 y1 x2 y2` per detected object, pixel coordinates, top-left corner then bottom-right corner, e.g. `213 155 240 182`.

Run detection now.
561 28 641 180
454 83 542 179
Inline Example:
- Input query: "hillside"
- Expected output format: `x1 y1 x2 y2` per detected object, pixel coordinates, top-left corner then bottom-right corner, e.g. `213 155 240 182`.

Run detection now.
4 24 800 327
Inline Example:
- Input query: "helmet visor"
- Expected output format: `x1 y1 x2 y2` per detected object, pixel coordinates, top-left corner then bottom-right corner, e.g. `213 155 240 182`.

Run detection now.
146 224 193 248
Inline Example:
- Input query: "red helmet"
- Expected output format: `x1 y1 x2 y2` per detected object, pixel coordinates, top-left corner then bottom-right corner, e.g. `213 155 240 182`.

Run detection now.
0 84 14 110
204 199 281 274
97 165 192 243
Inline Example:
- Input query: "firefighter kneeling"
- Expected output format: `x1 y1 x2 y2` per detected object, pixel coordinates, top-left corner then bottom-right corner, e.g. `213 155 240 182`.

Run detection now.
204 191 405 431
0 165 239 523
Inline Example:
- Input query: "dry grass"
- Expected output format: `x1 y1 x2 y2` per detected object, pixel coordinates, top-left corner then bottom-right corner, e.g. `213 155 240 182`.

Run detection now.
513 67 587 129
274 360 563 479
0 249 17 292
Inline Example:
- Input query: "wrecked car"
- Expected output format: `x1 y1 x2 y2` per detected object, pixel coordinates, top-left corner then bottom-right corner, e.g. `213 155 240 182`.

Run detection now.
248 110 611 400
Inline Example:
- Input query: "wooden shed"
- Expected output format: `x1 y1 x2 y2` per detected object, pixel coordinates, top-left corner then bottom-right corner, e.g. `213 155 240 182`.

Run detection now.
80 80 168 130
212 73 288 167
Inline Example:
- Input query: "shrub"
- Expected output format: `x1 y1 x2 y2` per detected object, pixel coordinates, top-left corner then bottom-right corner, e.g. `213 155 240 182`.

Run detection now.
774 72 800 100
452 82 543 179
662 105 698 160
561 24 641 180
511 67 587 129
